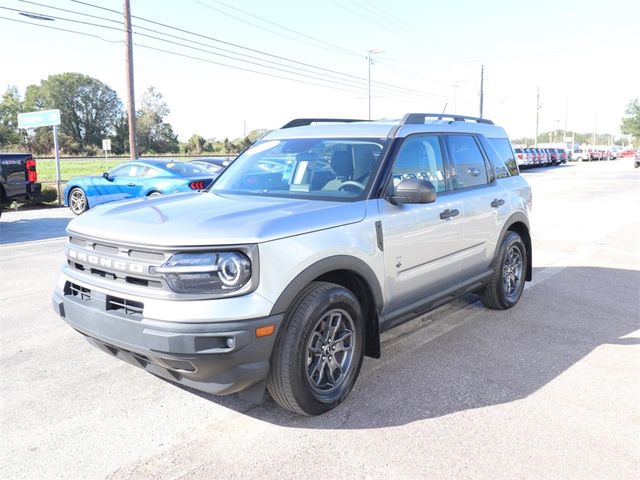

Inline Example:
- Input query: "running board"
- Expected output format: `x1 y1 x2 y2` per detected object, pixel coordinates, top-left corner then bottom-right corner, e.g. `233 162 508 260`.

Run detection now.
379 269 493 332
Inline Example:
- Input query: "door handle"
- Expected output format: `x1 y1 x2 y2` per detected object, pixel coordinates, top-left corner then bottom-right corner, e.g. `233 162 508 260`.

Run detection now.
127 183 136 187
490 198 505 208
439 208 460 220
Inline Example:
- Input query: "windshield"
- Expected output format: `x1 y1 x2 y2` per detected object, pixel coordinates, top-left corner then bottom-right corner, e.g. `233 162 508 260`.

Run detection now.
211 138 389 201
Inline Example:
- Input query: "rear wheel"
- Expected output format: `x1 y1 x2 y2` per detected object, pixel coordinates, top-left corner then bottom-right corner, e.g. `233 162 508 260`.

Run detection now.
268 282 364 415
480 231 527 310
69 188 88 215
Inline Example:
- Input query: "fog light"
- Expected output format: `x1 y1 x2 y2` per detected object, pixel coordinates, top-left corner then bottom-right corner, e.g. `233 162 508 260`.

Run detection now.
226 337 235 348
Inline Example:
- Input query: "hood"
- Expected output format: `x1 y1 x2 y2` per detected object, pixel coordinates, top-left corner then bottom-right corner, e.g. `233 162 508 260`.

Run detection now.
67 192 367 246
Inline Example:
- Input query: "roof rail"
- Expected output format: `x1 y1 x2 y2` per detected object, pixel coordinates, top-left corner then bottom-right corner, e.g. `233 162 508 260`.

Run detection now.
280 118 368 129
400 113 494 125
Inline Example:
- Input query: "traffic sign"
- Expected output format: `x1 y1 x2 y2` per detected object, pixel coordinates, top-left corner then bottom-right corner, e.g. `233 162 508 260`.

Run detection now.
102 139 112 151
17 109 61 129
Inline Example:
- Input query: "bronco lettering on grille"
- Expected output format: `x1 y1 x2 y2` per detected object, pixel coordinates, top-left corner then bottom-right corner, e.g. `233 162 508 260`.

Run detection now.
68 249 145 274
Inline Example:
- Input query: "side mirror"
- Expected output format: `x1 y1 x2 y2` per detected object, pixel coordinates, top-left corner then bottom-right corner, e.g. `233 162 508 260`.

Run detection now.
102 172 112 181
389 178 437 205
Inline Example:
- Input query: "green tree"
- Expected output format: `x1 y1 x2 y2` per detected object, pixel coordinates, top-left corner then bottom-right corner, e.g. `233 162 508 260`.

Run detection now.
0 86 24 148
247 128 270 143
111 114 130 155
621 98 640 143
23 73 123 151
185 133 206 154
136 87 179 154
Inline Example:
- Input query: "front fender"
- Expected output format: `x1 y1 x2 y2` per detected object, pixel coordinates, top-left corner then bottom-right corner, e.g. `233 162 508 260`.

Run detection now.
269 255 384 316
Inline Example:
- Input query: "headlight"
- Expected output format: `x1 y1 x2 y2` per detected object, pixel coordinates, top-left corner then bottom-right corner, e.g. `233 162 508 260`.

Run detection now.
150 251 252 294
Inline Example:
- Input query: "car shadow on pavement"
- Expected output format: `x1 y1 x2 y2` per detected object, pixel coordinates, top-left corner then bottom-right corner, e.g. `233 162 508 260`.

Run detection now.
183 265 639 428
0 217 71 244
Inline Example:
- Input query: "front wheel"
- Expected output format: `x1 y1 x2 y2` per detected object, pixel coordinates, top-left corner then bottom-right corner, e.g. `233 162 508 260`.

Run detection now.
68 188 88 215
480 231 527 310
268 282 364 415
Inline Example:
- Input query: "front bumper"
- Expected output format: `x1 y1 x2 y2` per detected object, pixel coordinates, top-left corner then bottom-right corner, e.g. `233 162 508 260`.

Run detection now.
52 287 283 397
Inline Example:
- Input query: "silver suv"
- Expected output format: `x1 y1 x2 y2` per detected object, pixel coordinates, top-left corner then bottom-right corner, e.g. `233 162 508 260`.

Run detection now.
52 113 532 415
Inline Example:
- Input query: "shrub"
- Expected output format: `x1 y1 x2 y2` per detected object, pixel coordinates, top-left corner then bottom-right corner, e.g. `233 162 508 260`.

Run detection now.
39 186 58 203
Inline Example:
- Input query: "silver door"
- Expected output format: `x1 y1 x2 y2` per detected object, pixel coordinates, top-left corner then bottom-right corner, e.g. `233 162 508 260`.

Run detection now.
377 134 465 313
444 134 510 274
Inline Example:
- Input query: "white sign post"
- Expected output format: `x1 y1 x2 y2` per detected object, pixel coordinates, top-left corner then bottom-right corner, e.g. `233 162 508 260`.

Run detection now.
18 109 62 206
102 139 112 172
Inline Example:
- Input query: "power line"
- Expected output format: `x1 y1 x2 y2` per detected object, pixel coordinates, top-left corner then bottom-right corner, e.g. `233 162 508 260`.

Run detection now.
64 0 451 100
0 15 429 104
0 14 121 43
375 59 466 90
133 42 366 96
74 0 366 81
383 32 636 65
1 5 122 32
69 0 120 15
132 42 438 105
6 6 436 101
355 0 445 49
20 0 121 25
27 0 370 85
329 0 394 36
194 0 362 58
193 1 447 99
329 0 440 51
9 2 451 103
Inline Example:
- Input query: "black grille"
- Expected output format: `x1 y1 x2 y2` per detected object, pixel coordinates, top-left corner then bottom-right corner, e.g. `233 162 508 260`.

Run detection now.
106 295 144 317
64 282 91 301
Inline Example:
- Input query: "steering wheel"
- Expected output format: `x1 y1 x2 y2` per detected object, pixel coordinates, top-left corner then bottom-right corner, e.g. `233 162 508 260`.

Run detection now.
338 180 366 193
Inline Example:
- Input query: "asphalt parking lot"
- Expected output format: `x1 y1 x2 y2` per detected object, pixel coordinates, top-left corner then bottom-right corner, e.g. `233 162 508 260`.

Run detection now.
1 158 639 479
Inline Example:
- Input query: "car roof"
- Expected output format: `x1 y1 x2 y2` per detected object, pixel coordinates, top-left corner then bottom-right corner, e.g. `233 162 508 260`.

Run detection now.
133 159 183 167
263 115 510 141
189 157 231 164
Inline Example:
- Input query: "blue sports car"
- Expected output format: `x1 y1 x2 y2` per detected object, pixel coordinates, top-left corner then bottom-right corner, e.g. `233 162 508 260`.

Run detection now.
64 160 216 215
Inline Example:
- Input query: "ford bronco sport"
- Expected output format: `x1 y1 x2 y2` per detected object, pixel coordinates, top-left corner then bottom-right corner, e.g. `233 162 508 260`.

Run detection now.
52 113 532 415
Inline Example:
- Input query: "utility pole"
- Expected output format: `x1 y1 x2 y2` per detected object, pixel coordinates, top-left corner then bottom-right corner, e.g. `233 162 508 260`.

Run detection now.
592 113 597 146
479 65 484 118
452 80 465 113
535 86 541 147
124 0 137 160
564 97 569 145
367 53 371 120
366 49 384 120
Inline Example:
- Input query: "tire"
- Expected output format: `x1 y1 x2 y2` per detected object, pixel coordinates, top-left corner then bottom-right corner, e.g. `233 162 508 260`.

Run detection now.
68 187 88 215
480 231 527 310
147 191 162 197
267 282 365 415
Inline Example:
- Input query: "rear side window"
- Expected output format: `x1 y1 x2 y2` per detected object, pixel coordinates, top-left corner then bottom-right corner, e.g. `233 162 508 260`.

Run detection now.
445 135 489 190
486 137 519 177
478 137 509 179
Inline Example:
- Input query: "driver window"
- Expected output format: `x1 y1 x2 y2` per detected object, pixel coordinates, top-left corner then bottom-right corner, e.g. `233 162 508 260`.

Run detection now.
391 135 446 192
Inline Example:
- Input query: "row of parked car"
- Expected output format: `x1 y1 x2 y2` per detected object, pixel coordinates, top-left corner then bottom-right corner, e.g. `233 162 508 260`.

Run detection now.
514 147 568 168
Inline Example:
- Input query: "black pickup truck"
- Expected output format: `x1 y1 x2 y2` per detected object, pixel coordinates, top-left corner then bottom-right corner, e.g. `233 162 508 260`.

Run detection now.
0 152 42 215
